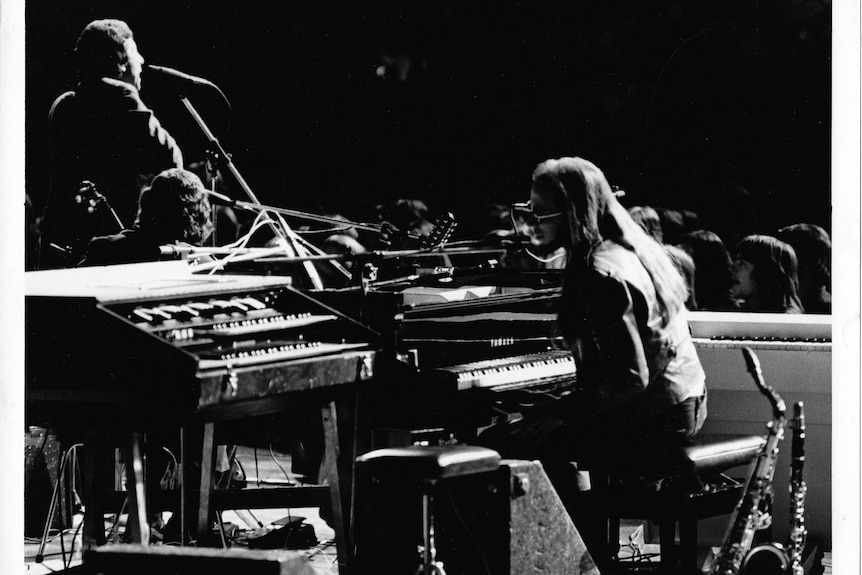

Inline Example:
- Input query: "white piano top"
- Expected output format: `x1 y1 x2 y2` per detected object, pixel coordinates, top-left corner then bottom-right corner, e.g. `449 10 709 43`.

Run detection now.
687 310 831 341
25 260 293 303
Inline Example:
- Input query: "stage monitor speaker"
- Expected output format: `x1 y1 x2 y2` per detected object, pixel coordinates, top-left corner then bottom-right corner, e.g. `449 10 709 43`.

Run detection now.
82 545 315 575
353 458 599 575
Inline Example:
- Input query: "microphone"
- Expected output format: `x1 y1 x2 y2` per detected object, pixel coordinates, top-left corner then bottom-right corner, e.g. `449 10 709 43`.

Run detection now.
146 64 216 88
203 189 237 207
159 244 196 258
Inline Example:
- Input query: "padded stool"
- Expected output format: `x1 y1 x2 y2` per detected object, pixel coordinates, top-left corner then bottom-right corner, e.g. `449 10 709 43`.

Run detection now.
356 445 501 575
596 434 764 574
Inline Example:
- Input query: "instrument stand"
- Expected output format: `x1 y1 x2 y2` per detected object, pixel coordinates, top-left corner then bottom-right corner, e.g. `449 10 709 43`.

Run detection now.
417 480 447 575
177 93 325 289
204 147 220 248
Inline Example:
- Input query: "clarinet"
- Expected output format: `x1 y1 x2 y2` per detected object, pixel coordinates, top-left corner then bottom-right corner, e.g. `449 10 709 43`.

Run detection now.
710 348 787 575
738 402 808 575
786 402 808 575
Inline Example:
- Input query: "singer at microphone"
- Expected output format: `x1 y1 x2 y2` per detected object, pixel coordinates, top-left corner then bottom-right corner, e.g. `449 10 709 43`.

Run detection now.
40 19 185 269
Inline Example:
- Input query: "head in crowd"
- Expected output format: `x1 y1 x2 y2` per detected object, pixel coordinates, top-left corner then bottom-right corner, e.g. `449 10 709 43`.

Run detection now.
678 230 738 311
135 168 212 246
731 234 803 313
75 19 144 89
776 223 831 313
477 203 512 239
376 198 433 237
628 206 663 243
322 233 366 259
653 207 699 246
531 157 687 322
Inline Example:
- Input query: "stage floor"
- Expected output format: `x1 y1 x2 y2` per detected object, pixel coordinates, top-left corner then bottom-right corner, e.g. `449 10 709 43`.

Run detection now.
24 445 338 574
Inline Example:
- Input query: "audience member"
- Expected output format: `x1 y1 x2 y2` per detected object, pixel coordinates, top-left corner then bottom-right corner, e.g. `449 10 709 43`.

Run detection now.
630 205 696 308
628 206 663 243
776 223 832 314
678 230 740 311
730 234 804 313
374 198 434 249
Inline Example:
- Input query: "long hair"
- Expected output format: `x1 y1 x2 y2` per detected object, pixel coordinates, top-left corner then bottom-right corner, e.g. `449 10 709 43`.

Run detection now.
75 19 134 83
135 168 212 245
776 223 831 291
735 234 804 313
628 205 663 243
533 157 687 322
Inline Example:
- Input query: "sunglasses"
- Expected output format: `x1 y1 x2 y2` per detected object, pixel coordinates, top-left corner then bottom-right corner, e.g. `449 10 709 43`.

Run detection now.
510 202 564 226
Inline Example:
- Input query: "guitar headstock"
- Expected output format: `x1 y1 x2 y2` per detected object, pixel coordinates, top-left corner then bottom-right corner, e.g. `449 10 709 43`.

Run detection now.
421 212 457 249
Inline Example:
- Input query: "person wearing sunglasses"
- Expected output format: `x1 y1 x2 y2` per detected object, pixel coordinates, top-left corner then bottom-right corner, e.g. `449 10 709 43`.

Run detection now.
502 198 569 269
479 156 706 568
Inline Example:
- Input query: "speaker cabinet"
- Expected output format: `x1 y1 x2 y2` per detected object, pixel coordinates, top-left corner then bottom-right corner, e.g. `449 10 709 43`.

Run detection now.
354 459 599 575
83 545 315 575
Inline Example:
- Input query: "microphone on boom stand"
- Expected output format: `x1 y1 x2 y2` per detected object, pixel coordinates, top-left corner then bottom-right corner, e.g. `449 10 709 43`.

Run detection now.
146 64 218 89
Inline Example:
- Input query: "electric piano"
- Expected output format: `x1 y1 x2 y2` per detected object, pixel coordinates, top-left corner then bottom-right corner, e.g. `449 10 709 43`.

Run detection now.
340 267 577 442
363 266 564 367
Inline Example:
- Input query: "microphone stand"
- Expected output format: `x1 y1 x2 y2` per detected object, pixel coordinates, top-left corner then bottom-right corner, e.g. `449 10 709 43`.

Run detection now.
177 93 329 289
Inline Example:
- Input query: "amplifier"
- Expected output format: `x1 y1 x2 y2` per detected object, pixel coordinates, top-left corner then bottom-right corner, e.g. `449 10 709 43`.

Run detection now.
353 459 599 575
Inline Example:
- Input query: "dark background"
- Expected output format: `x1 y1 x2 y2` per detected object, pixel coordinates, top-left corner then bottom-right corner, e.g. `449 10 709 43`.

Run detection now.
25 0 831 242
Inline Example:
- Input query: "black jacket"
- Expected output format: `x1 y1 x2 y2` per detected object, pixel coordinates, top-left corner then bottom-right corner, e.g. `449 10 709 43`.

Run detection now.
42 77 183 263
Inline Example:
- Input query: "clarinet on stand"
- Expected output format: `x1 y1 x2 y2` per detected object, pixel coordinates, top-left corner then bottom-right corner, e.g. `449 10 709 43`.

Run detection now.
786 402 808 575
739 401 807 575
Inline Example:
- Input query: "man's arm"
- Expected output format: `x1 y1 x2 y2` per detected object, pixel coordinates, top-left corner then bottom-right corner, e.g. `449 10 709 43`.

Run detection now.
102 77 184 171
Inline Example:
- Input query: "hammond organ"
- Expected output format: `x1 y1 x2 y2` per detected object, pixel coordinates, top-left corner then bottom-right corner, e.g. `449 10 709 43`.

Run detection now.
26 261 380 561
26 260 379 422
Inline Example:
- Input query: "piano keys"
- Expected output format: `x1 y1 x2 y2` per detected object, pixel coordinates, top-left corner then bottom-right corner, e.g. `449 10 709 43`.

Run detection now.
426 350 576 393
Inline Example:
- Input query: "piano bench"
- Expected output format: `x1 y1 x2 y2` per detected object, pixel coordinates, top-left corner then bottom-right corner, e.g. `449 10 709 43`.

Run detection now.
356 444 501 482
594 433 764 574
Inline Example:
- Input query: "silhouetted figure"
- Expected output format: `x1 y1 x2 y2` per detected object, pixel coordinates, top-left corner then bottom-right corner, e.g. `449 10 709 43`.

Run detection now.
80 168 211 266
678 230 740 311
41 19 183 268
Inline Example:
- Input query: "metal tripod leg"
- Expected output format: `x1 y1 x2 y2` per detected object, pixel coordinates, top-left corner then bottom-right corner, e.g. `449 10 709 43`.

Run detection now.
35 443 80 563
416 481 447 575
